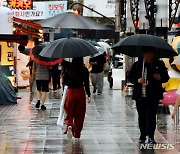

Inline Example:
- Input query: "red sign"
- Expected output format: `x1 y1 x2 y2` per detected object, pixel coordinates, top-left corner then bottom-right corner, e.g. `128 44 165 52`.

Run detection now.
8 0 33 10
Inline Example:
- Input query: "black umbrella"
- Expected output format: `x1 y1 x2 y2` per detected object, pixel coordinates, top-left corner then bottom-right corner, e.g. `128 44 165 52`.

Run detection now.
89 41 100 47
37 11 111 30
112 34 177 58
39 37 99 58
30 43 63 66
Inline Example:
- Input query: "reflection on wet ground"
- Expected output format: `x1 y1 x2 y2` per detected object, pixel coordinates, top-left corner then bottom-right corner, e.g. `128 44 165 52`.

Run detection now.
0 81 179 154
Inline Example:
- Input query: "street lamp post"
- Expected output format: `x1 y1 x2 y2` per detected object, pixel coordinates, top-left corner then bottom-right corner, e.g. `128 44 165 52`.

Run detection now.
115 0 121 43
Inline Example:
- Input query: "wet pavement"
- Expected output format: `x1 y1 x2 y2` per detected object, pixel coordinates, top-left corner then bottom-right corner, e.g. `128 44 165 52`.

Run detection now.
0 80 180 154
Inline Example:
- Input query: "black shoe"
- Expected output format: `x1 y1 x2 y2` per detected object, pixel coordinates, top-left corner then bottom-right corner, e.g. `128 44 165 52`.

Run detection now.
93 89 97 93
148 138 156 145
139 139 146 144
35 101 40 108
41 105 46 110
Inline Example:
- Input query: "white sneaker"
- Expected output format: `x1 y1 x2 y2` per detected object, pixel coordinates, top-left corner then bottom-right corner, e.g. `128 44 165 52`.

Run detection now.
67 126 73 139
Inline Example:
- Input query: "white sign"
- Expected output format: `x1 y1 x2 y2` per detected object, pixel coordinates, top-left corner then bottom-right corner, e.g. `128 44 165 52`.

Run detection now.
12 2 45 20
0 7 13 34
3 1 67 20
83 0 115 18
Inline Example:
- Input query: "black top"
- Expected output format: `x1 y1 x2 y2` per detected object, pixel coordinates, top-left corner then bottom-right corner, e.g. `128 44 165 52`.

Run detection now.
128 59 169 101
62 60 91 97
90 54 106 73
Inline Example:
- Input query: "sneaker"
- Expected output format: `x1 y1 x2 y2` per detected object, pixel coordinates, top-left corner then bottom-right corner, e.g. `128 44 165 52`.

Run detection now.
54 90 57 93
148 138 156 145
35 100 40 108
67 126 73 139
93 89 97 94
98 92 102 95
41 105 46 110
73 138 80 142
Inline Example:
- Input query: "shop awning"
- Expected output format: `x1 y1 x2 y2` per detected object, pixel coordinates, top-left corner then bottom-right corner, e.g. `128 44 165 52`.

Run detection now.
13 17 43 39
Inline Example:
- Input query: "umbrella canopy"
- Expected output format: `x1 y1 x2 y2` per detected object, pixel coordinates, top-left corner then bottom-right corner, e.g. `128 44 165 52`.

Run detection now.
37 11 111 30
39 37 99 58
97 42 111 52
30 43 63 66
112 34 177 58
89 41 100 47
91 46 105 57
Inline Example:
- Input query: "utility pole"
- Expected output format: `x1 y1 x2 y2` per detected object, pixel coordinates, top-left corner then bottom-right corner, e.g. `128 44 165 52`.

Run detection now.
115 0 121 43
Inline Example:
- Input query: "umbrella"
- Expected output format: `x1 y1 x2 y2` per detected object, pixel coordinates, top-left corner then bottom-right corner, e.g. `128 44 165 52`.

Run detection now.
30 43 63 66
91 46 105 58
97 42 111 52
39 37 99 58
37 11 111 30
89 41 100 47
112 34 177 58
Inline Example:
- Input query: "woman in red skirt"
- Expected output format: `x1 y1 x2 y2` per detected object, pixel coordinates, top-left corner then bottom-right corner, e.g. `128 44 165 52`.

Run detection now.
63 58 91 139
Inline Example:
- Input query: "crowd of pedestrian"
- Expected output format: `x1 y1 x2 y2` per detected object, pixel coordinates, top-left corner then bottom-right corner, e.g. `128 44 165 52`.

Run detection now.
25 35 180 145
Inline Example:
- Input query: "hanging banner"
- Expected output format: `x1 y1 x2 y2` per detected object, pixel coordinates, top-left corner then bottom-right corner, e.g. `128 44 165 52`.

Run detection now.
3 1 67 20
0 42 14 83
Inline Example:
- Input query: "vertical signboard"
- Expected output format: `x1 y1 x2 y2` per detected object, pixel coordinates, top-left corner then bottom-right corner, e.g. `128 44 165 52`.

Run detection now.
0 42 14 84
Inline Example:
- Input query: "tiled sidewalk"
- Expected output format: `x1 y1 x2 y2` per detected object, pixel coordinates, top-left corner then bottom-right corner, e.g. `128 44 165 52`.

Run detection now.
0 82 180 154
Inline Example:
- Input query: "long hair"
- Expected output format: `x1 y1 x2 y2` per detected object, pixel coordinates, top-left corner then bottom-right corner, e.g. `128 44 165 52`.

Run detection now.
68 57 84 80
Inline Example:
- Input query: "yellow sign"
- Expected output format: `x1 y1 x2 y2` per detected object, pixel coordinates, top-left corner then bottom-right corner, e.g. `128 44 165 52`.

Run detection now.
0 42 14 65
0 42 14 84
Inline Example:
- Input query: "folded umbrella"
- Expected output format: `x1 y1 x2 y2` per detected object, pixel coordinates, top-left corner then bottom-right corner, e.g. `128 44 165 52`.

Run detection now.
30 43 63 66
57 86 68 127
39 37 98 58
112 34 177 58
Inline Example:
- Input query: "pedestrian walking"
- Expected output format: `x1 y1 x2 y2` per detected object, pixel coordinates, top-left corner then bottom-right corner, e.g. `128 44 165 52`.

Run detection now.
32 63 50 110
26 58 35 101
51 64 61 93
128 49 169 145
89 54 106 95
63 58 91 139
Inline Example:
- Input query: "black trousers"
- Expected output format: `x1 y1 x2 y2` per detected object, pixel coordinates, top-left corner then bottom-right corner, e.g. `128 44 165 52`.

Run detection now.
136 98 159 139
52 71 61 91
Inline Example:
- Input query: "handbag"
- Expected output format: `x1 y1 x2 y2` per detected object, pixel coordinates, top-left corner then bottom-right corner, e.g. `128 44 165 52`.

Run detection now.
57 86 68 127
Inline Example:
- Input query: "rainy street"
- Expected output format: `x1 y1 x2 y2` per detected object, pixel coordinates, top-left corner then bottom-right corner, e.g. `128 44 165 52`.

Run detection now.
0 0 180 154
0 81 179 154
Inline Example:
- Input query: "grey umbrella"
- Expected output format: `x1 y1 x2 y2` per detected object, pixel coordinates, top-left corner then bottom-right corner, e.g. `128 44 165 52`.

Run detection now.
37 11 111 30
